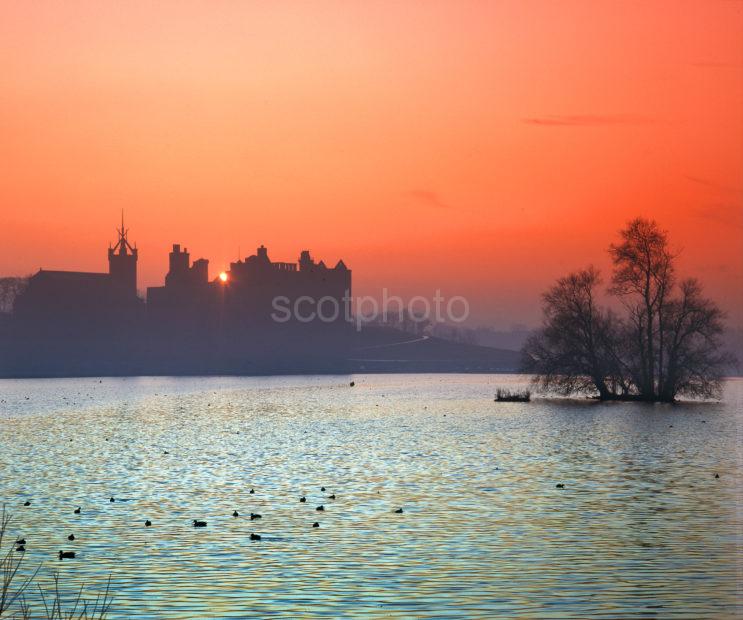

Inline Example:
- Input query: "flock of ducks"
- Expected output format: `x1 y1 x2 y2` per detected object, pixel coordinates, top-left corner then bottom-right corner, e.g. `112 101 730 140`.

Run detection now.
16 469 722 561
15 487 406 560
9 380 408 562
10 380 723 565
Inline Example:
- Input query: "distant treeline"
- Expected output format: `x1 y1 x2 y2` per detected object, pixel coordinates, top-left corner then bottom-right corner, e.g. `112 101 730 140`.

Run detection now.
0 277 28 315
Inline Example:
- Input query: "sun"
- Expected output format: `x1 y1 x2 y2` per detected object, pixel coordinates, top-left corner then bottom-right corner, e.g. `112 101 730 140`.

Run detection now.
219 271 228 282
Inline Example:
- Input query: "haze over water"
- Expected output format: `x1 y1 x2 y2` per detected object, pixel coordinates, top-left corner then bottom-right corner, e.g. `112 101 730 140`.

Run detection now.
0 374 741 618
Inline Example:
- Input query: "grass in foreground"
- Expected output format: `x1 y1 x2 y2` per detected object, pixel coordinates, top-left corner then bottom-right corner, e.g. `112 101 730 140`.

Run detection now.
1 506 112 619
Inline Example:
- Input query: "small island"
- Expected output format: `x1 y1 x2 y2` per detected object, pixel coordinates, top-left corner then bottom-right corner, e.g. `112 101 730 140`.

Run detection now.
522 218 734 402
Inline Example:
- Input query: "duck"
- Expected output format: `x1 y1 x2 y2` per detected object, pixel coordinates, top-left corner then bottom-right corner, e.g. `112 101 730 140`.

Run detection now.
250 513 262 520
394 508 404 514
16 538 26 545
321 486 326 492
349 381 355 387
328 494 336 500
232 511 239 517
250 533 261 541
312 522 320 528
193 520 207 528
316 505 325 511
249 488 255 494
145 520 152 527
74 507 81 514
715 473 720 479
58 551 76 560
109 497 115 503
556 483 565 489
23 501 31 507
299 496 306 503
16 545 25 553
67 534 75 541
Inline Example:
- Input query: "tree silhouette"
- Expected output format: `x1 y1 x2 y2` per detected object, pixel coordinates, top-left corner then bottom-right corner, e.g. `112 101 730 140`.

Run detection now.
0 277 28 315
523 218 732 401
522 267 622 399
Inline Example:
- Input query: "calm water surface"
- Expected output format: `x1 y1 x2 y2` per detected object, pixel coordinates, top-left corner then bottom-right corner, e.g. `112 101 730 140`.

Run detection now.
0 374 741 618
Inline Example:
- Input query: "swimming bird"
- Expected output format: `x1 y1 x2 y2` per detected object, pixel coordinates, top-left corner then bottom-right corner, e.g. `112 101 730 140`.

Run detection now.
556 483 565 489
350 381 355 387
715 473 720 479
250 533 261 541
193 520 207 527
23 501 30 506
67 534 75 541
233 511 239 517
16 545 26 552
299 496 306 503
312 522 320 528
328 494 336 500
249 488 255 494
110 497 115 503
74 507 81 514
250 513 262 520
58 551 75 560
145 520 152 527
316 505 325 511
394 508 403 514
16 538 26 545
321 486 326 492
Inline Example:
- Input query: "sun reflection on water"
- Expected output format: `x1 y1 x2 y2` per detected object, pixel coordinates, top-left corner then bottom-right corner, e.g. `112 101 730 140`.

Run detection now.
0 375 741 618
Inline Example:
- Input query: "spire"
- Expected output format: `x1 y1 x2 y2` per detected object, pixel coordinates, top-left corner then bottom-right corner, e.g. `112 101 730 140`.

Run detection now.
111 211 135 256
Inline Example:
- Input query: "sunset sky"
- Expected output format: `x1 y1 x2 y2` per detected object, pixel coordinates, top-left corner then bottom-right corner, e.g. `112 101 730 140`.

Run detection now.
1 0 741 327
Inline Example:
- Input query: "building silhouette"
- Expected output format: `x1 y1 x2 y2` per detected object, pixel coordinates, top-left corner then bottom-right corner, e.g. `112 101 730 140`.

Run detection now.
13 215 142 329
108 213 138 298
146 243 351 328
5 218 352 375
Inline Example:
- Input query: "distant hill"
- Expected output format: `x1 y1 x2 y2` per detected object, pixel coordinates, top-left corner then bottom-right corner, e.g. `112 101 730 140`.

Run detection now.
349 326 521 373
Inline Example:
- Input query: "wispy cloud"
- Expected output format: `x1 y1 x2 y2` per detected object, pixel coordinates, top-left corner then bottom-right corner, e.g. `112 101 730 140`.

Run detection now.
690 61 743 68
683 174 738 193
692 203 743 229
407 190 455 210
523 114 653 127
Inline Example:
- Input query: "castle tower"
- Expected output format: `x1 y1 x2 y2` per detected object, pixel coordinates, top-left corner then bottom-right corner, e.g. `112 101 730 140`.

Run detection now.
165 244 189 287
298 250 314 271
108 212 138 298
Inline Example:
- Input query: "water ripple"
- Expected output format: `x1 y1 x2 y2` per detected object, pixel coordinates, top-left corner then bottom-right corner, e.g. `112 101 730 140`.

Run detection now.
0 374 740 618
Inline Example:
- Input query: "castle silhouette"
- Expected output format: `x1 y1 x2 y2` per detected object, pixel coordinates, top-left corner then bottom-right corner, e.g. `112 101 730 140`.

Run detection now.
5 218 353 376
14 216 143 327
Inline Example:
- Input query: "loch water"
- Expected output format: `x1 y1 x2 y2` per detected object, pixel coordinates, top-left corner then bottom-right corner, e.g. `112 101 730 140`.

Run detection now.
0 374 741 618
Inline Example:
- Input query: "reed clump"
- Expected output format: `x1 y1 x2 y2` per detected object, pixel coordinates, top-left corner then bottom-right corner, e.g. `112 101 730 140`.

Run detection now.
494 388 531 402
1 506 113 619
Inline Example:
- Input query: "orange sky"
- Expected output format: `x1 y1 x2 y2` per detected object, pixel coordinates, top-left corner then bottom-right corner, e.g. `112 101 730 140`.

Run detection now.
1 1 741 326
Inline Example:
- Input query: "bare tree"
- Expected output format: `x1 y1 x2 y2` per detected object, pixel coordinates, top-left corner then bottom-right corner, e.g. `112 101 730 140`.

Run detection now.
522 267 621 399
524 219 733 402
0 277 28 315
609 218 675 400
659 279 731 401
